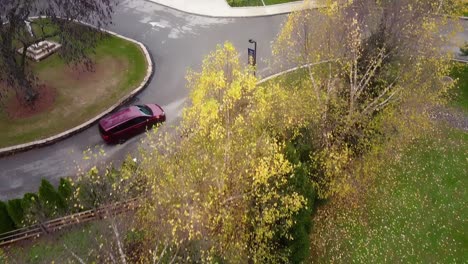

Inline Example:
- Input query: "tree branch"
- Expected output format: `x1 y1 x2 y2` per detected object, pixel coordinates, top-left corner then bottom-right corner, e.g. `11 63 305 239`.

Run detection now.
64 244 86 264
361 76 400 117
110 220 127 264
155 241 169 264
168 244 180 264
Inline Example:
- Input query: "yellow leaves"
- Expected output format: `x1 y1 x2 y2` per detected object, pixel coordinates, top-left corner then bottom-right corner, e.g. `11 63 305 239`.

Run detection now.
253 150 291 187
323 0 340 15
88 166 99 176
135 41 314 262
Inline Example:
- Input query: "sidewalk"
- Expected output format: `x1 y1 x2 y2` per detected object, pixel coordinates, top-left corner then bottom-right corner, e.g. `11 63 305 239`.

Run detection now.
145 0 320 17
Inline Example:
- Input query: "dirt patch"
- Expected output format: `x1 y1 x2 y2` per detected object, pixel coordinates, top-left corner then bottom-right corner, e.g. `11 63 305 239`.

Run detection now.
430 106 468 131
6 84 56 119
64 63 98 81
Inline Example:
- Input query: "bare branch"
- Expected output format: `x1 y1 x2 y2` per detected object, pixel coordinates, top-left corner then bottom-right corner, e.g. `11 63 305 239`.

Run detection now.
355 49 388 99
168 244 180 264
110 220 127 264
63 244 86 264
361 76 401 117
155 241 169 264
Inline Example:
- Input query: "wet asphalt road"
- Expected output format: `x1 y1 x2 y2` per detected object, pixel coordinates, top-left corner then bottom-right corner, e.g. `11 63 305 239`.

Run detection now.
0 0 289 200
1 1 467 200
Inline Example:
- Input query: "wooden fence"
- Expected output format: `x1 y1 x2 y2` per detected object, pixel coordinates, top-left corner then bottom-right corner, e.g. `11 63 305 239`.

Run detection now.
0 198 139 247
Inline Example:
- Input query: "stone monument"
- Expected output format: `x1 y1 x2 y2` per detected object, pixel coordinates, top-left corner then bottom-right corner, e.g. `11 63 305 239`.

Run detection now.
17 20 61 62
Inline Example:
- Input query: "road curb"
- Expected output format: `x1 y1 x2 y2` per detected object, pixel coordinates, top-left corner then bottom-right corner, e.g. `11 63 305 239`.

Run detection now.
0 25 154 158
143 0 322 18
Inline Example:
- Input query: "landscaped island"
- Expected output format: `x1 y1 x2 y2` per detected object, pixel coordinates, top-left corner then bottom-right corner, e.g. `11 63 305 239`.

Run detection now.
0 33 148 149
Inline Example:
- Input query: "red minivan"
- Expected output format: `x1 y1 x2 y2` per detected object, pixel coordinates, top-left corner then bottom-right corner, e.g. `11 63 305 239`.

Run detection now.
98 104 165 143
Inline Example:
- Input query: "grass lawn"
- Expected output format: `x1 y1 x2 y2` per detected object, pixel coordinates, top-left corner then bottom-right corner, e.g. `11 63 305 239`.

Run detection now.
0 34 147 148
309 63 468 262
227 0 300 7
4 222 105 263
260 62 468 263
311 128 467 263
2 215 138 263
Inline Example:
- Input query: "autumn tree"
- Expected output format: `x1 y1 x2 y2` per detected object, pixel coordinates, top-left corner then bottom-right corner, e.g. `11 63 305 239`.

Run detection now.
273 0 454 198
63 156 145 263
131 42 309 263
0 0 115 103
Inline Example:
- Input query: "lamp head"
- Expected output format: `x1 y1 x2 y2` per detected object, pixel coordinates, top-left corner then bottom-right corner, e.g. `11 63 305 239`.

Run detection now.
249 39 256 44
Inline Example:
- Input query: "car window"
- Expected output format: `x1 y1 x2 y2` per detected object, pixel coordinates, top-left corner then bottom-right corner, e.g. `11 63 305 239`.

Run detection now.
109 116 148 133
137 105 153 116
110 120 133 133
126 118 138 128
127 117 147 127
135 117 148 124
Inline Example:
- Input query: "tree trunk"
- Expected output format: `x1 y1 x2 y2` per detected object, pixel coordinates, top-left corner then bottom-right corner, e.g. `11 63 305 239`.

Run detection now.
19 43 39 104
19 75 38 104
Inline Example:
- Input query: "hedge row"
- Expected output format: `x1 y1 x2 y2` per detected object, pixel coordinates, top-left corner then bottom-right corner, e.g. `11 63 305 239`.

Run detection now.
0 178 73 234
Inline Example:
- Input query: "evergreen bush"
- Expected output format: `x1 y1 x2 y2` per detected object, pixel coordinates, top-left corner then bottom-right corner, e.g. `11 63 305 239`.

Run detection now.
58 177 73 202
0 201 15 234
286 164 316 263
21 193 41 225
6 199 24 228
38 179 66 216
281 138 317 263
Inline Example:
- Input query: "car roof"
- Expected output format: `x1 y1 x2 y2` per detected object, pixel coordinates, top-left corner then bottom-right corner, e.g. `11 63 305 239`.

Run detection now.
99 106 143 131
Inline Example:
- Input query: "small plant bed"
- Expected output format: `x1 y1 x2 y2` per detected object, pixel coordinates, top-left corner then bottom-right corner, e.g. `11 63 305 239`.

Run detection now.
227 0 300 7
450 62 468 112
0 34 147 148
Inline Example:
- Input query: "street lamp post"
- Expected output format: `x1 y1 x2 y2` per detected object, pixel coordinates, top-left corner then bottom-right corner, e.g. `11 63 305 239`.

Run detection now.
248 39 257 76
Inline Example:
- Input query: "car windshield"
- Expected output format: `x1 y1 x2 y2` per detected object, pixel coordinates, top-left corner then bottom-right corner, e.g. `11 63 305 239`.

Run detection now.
138 105 153 116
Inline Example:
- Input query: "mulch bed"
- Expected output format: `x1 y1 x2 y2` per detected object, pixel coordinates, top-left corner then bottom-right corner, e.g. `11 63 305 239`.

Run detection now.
6 84 56 119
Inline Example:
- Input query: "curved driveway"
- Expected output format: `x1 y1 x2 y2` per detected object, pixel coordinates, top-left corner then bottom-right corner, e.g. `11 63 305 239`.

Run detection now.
1 1 467 200
0 0 289 200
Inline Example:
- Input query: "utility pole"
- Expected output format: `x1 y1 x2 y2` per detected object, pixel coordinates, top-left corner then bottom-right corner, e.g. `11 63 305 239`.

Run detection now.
248 39 257 76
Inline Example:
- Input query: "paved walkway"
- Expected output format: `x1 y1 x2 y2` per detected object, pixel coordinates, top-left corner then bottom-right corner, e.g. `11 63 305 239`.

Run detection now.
146 0 320 17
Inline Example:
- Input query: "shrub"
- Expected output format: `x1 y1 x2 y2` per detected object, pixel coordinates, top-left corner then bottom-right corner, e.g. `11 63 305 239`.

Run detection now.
6 199 24 228
0 201 15 234
21 192 44 225
281 138 317 263
38 179 66 216
0 248 7 263
58 177 73 202
461 42 468 56
287 165 316 263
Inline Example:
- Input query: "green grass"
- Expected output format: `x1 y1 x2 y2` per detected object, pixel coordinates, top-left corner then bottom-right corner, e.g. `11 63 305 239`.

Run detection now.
227 0 299 7
310 64 468 262
0 34 147 148
4 223 103 263
450 63 468 112
312 128 468 263
363 130 465 262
